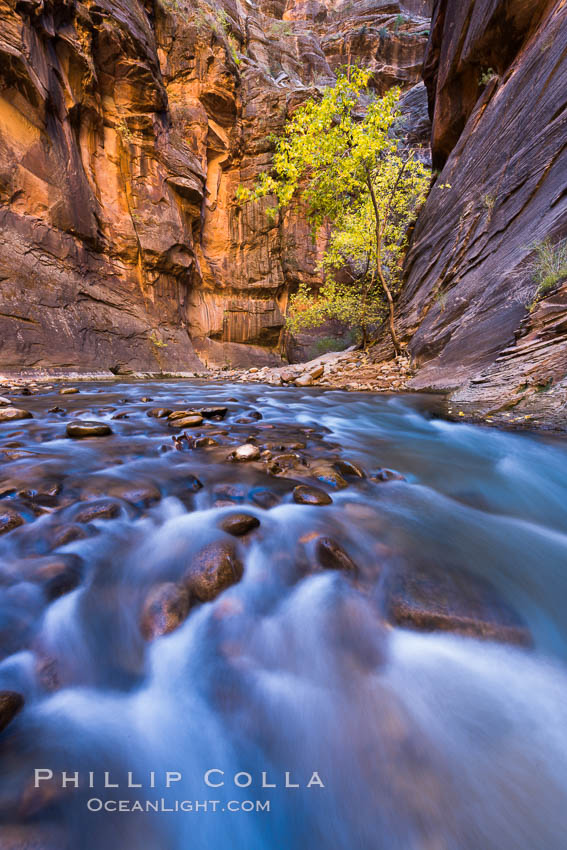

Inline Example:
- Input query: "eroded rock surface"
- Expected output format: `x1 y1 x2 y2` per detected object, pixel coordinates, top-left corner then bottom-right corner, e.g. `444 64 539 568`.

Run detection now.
0 0 430 374
381 0 567 428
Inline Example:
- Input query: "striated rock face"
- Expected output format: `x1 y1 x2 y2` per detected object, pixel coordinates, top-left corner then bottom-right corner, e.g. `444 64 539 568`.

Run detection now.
0 0 430 373
0 0 205 374
389 0 567 426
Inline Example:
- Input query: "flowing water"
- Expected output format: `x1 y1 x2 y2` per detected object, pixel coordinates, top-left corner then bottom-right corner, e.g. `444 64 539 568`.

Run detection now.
0 380 566 850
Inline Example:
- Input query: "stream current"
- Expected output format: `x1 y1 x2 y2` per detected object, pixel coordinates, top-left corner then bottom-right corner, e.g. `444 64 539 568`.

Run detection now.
0 380 566 850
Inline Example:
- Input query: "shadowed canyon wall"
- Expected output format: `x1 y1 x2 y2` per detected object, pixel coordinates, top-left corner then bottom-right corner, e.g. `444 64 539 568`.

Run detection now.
0 0 430 373
392 0 567 424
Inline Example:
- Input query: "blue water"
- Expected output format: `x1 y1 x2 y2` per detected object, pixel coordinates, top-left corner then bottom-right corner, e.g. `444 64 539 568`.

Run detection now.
0 382 566 849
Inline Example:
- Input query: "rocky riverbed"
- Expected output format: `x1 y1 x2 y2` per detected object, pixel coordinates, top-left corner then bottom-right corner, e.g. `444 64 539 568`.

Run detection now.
217 349 414 393
0 380 566 849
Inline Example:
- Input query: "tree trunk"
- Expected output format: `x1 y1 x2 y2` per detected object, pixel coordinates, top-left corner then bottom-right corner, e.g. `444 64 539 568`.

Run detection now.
360 277 369 349
366 176 402 356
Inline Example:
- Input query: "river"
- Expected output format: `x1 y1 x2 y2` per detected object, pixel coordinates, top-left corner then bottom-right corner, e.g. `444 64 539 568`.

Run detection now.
0 380 566 849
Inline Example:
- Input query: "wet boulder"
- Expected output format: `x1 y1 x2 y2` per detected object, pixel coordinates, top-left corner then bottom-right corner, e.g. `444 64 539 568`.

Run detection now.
59 387 79 395
293 485 333 506
183 475 204 493
183 541 244 602
193 436 219 447
315 537 358 574
169 414 204 429
18 482 62 507
0 507 25 535
219 513 260 536
295 373 314 387
168 410 199 421
66 421 112 438
231 444 260 462
0 407 33 422
199 407 228 419
385 562 531 646
310 463 348 489
147 407 172 418
140 582 191 640
0 691 24 733
334 459 366 479
31 555 83 600
74 500 121 524
48 523 89 550
268 453 304 475
370 468 406 482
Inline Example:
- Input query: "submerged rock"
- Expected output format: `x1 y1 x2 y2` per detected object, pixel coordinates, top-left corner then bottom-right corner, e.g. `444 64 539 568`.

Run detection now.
315 537 358 574
107 480 161 507
293 485 333 506
370 468 406 482
385 562 531 646
18 482 62 506
193 436 219 447
249 487 281 508
48 524 89 549
183 475 204 493
0 507 25 535
66 421 112 438
219 513 260 536
74 500 121 523
0 691 24 733
183 541 244 602
141 582 191 640
31 555 83 600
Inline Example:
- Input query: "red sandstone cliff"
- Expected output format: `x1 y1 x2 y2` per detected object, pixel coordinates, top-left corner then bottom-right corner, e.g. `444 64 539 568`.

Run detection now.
0 0 430 374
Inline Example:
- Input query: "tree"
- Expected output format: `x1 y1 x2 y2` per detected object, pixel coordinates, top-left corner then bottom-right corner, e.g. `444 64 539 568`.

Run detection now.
236 67 429 352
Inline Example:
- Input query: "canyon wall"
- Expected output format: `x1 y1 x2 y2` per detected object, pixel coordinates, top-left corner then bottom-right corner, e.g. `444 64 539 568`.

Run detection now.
394 0 567 425
0 0 430 374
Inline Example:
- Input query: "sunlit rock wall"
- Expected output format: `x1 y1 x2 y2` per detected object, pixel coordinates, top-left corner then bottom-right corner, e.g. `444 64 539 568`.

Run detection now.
0 0 430 372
